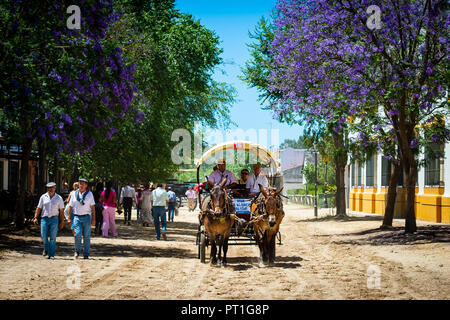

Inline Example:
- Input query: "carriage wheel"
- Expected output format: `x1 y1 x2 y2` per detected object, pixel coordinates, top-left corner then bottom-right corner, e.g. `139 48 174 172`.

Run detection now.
200 232 206 263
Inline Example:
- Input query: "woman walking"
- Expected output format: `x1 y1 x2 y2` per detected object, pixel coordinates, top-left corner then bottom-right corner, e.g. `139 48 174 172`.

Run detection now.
100 181 117 238
140 183 153 227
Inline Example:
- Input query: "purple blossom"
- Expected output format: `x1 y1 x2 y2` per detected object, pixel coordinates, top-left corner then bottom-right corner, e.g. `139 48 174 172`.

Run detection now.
410 140 419 149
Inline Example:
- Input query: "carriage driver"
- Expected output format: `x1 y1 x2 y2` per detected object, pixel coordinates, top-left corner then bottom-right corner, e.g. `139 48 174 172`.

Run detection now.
208 158 237 188
207 158 237 215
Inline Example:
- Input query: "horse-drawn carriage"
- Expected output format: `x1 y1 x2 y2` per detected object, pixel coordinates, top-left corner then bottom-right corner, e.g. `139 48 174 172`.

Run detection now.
195 141 284 266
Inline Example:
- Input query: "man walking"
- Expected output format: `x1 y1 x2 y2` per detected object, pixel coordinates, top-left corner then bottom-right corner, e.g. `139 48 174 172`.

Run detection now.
67 178 96 259
33 182 65 259
185 186 197 212
120 184 137 225
167 187 177 222
152 183 169 240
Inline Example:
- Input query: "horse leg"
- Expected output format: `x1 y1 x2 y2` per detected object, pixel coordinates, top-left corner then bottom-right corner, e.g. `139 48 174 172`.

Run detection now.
217 234 223 266
269 234 276 266
257 237 265 267
210 238 217 265
222 236 229 267
263 231 270 265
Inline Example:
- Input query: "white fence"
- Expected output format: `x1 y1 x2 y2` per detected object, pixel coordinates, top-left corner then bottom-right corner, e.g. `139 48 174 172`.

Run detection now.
288 194 335 208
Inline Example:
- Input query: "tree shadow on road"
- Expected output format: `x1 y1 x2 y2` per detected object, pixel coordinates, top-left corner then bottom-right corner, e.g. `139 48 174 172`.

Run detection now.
224 255 302 270
0 220 199 259
297 214 384 223
331 225 450 246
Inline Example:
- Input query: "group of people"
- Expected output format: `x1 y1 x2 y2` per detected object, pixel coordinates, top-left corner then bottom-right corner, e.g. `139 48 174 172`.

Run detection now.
33 160 266 260
208 158 269 198
34 179 183 259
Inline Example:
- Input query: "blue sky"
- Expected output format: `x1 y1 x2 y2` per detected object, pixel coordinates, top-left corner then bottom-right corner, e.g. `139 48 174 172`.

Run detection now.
175 0 303 149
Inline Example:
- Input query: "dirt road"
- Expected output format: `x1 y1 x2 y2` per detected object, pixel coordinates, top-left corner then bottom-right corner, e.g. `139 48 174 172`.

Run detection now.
0 203 449 300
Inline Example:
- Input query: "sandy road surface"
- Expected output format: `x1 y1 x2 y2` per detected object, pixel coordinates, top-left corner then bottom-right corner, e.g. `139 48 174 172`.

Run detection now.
0 203 449 300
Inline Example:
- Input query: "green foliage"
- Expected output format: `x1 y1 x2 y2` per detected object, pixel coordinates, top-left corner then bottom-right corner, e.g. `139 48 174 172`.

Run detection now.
57 0 237 183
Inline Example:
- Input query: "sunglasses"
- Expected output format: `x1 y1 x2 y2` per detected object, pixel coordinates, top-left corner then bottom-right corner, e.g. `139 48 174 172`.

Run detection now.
241 172 249 175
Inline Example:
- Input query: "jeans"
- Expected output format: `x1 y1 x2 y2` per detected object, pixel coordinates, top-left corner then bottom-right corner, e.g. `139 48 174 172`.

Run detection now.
153 206 167 239
167 203 176 221
136 203 140 220
41 216 59 257
73 215 92 257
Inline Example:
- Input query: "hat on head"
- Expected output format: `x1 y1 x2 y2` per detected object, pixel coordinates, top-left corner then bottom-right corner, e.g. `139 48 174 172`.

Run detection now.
79 178 88 183
46 182 56 188
253 162 262 169
217 158 226 164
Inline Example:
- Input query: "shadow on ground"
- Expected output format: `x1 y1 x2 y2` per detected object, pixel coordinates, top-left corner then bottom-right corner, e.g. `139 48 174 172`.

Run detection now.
223 255 303 270
332 225 450 246
297 214 384 223
0 219 200 259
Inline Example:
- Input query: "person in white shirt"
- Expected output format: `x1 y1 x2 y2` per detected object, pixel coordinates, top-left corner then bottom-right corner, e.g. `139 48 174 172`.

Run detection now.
67 178 95 259
120 184 138 225
33 182 65 259
208 159 237 188
246 162 269 198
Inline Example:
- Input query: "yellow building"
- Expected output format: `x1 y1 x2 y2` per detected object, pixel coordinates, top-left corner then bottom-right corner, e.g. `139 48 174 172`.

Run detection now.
348 142 450 224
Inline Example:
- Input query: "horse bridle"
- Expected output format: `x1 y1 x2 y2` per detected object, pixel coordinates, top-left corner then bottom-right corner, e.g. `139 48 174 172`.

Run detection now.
207 186 230 217
253 192 283 218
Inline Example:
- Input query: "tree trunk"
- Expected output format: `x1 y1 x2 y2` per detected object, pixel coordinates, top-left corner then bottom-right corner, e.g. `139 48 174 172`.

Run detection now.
15 138 33 229
380 160 402 229
404 164 418 233
333 132 347 217
37 138 46 196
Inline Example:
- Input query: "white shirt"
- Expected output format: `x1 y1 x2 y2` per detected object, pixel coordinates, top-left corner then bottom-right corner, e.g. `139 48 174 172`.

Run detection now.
37 193 64 218
246 173 269 193
120 185 138 204
69 190 95 216
209 169 237 186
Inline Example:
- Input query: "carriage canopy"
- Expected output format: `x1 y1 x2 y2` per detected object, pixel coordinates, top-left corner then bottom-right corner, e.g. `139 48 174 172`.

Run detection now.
195 141 281 173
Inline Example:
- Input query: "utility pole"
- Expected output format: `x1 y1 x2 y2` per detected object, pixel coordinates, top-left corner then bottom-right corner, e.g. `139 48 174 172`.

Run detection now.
314 149 318 218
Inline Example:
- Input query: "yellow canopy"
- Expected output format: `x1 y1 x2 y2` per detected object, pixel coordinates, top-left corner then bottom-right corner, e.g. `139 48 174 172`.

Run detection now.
195 141 281 171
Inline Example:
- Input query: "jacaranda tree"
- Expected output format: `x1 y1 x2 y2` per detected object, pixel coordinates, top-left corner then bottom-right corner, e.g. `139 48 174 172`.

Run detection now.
0 0 139 228
269 0 449 233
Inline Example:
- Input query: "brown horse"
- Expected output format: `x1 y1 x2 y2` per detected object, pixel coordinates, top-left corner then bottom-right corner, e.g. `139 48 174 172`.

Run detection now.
199 177 239 267
251 184 285 267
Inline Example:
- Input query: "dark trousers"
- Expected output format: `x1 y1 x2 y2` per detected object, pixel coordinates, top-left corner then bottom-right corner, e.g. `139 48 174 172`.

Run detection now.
94 205 103 234
123 197 132 222
167 202 176 221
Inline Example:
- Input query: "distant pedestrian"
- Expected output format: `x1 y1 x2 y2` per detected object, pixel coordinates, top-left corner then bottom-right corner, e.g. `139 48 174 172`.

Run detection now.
65 182 78 235
67 178 96 259
185 186 197 212
93 182 104 235
33 182 65 259
120 184 138 225
167 187 177 222
136 185 143 222
100 181 117 238
140 183 153 227
152 183 169 240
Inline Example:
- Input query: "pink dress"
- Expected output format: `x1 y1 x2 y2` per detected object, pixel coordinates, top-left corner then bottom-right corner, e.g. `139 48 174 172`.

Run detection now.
101 189 117 237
